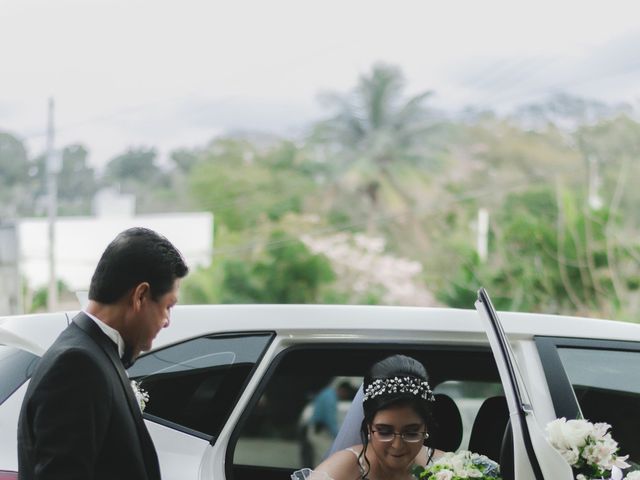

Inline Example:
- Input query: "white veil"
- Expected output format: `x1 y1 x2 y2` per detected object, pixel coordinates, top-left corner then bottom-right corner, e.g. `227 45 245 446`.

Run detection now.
325 385 365 458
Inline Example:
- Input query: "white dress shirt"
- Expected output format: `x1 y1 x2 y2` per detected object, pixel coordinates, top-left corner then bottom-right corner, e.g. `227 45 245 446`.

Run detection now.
82 310 126 360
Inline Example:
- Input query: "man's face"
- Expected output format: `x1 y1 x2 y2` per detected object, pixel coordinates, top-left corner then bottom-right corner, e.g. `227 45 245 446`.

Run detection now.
130 279 180 358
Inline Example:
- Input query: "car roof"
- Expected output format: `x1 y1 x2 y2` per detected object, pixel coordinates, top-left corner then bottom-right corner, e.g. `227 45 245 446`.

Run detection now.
2 305 639 354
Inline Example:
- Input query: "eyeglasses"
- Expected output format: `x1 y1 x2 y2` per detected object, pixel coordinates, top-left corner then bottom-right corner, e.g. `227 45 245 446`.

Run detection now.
370 430 429 443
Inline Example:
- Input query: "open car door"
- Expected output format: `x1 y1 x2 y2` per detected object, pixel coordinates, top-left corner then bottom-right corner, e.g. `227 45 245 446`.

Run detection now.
475 288 572 480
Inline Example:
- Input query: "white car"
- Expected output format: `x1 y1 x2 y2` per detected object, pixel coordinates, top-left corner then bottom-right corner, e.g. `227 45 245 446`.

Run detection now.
1 290 639 480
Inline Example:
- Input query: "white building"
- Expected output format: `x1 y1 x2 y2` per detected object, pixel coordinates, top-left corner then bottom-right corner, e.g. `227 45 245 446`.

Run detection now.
17 190 214 308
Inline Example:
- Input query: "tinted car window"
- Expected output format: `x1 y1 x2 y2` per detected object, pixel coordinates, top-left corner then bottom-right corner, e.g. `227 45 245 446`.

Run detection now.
0 345 40 405
557 347 640 461
128 333 273 439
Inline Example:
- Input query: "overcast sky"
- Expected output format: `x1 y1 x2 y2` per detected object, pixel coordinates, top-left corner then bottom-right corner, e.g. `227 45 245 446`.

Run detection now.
2 0 640 169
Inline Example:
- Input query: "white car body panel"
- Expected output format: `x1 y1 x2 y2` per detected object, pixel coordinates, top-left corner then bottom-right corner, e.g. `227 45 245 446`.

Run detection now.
2 304 640 480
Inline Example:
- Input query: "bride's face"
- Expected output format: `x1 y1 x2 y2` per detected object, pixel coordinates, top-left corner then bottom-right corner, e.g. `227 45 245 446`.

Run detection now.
368 403 426 472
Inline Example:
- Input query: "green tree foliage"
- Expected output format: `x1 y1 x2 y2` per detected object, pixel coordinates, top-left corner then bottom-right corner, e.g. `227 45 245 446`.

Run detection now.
55 145 97 215
29 144 97 216
218 231 335 303
438 187 640 319
104 147 160 184
102 146 186 213
312 63 436 218
0 131 33 216
189 138 318 232
0 131 29 186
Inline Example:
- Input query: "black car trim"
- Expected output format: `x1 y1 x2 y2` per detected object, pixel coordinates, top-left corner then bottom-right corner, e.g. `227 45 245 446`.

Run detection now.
129 330 276 441
143 413 213 441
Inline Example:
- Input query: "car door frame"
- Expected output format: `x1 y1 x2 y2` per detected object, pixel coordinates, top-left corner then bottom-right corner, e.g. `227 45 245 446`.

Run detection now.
475 288 572 480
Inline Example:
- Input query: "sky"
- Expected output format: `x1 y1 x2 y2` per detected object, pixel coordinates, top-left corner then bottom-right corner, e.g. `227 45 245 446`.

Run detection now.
2 0 640 170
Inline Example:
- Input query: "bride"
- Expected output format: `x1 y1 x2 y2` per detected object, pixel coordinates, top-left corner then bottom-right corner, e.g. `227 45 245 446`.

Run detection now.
300 355 445 480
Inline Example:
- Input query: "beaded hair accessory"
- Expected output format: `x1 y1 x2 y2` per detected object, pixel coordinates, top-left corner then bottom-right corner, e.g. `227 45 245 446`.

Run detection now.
363 376 435 403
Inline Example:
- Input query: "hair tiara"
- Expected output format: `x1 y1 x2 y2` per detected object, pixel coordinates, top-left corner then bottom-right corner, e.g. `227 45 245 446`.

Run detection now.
363 376 435 403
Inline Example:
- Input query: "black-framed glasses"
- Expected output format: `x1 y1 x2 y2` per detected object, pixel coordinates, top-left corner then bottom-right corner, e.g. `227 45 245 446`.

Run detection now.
371 430 429 443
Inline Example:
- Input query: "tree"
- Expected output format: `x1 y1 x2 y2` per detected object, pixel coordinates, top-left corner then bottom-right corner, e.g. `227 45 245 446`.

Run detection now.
437 186 640 320
219 231 335 303
0 131 29 187
189 138 318 232
57 145 96 214
312 63 435 227
0 131 32 216
103 147 162 185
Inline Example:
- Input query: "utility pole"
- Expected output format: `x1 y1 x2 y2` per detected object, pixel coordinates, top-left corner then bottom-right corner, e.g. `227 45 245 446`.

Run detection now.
477 207 489 262
46 98 59 312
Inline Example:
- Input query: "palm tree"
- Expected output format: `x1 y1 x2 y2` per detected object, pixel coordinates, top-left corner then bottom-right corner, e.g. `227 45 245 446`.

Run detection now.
313 63 434 222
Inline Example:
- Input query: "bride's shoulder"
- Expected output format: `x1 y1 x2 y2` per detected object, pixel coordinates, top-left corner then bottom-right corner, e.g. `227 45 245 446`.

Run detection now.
311 445 364 480
417 447 446 465
430 448 447 462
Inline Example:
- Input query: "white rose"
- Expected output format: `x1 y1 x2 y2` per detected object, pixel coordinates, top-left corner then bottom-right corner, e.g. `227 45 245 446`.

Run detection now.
560 446 580 465
434 470 454 480
547 418 569 449
563 419 594 448
576 474 587 480
625 471 640 480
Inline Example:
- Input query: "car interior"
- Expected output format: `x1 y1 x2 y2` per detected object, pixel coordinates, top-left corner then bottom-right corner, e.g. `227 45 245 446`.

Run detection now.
227 344 508 480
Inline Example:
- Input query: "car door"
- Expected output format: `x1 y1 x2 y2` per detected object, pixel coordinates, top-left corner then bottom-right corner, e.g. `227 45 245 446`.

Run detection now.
127 332 275 480
536 336 640 468
475 288 572 480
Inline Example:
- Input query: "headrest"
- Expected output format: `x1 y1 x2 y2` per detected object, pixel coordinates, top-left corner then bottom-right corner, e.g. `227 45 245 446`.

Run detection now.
468 396 509 462
427 393 463 452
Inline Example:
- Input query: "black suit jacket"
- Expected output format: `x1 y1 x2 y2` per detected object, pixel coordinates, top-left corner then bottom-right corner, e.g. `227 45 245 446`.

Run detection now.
17 312 161 480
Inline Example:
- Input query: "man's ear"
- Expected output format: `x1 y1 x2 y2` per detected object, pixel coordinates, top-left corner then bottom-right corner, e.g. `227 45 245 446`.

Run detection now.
132 282 151 310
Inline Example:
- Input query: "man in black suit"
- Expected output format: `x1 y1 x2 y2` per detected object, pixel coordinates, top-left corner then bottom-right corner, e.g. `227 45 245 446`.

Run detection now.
18 227 189 480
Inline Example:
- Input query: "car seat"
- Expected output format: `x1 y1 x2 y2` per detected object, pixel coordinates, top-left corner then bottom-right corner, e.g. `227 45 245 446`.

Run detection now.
426 393 463 453
467 396 509 463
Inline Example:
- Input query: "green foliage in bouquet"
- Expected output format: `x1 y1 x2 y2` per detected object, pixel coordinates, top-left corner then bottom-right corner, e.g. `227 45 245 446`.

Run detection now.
412 450 501 480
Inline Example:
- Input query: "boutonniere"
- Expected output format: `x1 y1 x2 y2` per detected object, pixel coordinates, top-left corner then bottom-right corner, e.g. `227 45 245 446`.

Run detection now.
130 380 150 412
546 417 638 479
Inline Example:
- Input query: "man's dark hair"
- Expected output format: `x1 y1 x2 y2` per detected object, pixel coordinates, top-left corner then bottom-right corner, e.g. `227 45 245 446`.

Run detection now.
89 227 189 303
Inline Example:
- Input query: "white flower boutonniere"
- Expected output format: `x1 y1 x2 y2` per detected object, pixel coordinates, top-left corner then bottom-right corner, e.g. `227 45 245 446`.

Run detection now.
130 380 149 412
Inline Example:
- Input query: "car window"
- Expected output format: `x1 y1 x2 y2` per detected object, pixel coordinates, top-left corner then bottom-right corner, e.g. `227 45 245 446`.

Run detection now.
128 333 273 440
0 345 40 405
230 346 501 475
557 347 640 461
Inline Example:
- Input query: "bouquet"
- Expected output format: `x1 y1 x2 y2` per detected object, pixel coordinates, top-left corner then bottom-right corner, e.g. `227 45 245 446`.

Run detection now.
546 417 638 480
412 450 501 480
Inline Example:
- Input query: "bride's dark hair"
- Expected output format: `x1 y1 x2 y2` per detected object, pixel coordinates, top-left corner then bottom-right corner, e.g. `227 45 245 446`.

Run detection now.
357 355 435 478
